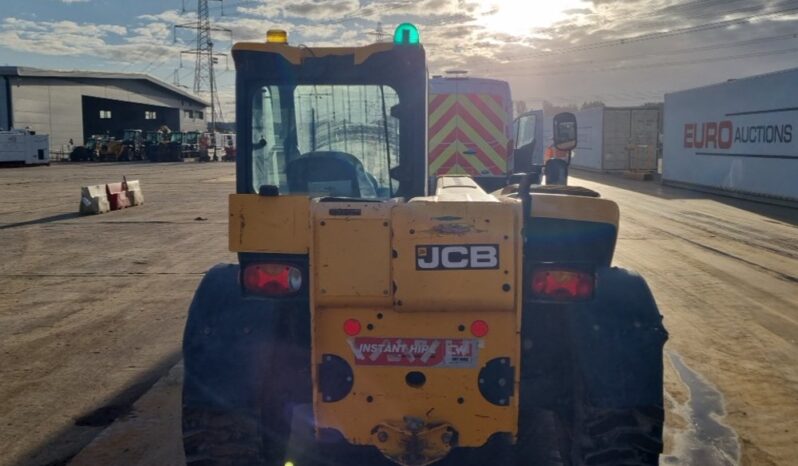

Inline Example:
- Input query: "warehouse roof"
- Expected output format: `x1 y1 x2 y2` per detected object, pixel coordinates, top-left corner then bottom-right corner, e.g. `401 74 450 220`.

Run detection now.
0 66 209 107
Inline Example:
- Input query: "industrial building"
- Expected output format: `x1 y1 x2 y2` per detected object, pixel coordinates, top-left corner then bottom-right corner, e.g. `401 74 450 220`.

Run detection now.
0 67 208 155
663 67 798 204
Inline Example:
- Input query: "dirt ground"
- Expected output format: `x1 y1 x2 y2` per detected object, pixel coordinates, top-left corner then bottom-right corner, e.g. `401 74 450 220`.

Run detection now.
0 163 236 466
1 164 797 466
574 171 798 466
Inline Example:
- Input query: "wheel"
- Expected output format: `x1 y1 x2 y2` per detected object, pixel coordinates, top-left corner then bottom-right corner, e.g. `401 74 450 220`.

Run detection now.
181 375 293 466
182 359 295 466
182 406 264 465
182 327 303 465
517 267 666 466
563 405 663 466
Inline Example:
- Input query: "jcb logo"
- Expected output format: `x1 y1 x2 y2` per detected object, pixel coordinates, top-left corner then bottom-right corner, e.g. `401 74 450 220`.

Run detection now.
416 244 499 270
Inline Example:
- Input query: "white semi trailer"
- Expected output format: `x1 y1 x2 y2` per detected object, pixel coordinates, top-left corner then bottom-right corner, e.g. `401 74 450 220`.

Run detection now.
0 128 50 166
663 67 798 204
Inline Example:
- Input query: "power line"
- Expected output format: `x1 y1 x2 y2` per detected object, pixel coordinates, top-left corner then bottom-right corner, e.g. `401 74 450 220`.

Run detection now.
493 46 798 78
141 53 174 74
174 0 233 132
471 32 798 74
507 0 763 40
330 0 414 24
602 0 751 21
496 2 798 61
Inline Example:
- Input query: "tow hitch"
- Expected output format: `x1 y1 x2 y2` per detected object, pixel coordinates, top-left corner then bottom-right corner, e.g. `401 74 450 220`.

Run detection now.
370 417 458 466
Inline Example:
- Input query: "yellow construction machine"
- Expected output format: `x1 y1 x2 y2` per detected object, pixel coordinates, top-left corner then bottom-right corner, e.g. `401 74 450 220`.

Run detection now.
181 24 667 466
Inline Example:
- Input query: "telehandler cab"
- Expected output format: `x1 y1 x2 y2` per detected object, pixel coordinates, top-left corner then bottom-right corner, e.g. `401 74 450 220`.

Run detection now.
182 24 667 466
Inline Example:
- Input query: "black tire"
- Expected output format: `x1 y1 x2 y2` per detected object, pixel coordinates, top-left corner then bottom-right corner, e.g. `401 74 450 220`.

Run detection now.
182 406 264 465
517 267 666 466
182 383 293 466
567 405 663 466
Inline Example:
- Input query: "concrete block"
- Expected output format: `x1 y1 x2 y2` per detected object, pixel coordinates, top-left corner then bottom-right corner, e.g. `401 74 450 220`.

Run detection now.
79 185 110 215
125 179 144 206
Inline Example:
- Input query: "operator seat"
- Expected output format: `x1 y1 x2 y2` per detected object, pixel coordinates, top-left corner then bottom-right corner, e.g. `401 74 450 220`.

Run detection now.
287 151 378 198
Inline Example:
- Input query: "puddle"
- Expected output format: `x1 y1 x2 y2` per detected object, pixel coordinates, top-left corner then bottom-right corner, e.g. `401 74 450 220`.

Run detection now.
663 351 740 466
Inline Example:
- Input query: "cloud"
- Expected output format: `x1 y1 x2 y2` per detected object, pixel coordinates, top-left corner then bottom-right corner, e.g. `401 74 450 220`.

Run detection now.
4 0 798 112
0 17 173 65
61 0 90 3
137 9 184 23
238 0 360 20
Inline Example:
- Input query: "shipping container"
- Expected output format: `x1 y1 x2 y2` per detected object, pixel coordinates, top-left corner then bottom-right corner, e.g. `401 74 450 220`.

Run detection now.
570 106 661 172
0 128 49 166
662 68 798 203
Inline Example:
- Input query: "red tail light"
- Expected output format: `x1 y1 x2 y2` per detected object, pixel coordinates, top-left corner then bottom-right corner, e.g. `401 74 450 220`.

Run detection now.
243 263 303 296
531 267 594 301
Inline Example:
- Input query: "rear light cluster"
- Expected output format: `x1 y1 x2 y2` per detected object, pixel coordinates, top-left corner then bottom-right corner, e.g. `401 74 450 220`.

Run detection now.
243 263 302 296
531 266 594 301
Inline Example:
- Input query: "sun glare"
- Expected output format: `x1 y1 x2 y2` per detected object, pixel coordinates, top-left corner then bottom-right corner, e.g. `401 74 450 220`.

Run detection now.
476 0 587 36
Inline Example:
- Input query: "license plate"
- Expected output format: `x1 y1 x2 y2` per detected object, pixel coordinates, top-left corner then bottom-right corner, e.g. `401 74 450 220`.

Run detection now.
349 337 479 368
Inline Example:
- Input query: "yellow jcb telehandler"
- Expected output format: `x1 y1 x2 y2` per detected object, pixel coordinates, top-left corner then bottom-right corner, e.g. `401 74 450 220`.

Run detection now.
181 24 667 466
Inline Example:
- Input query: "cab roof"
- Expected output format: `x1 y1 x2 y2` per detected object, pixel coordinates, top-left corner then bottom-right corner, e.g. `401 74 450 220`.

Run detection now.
231 41 397 66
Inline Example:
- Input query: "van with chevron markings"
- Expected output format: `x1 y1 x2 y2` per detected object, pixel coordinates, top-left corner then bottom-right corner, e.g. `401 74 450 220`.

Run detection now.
428 73 516 191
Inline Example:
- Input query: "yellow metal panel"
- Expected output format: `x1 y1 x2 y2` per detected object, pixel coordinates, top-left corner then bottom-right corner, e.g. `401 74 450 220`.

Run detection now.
391 201 519 313
313 308 519 448
228 194 310 253
310 198 522 451
312 202 393 308
498 193 620 227
531 194 620 227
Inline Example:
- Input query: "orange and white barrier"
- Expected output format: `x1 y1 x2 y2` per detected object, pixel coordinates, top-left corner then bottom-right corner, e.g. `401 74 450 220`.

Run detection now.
79 184 111 215
79 177 144 215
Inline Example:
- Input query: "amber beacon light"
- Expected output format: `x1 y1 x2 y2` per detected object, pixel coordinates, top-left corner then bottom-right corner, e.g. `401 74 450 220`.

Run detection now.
266 29 288 44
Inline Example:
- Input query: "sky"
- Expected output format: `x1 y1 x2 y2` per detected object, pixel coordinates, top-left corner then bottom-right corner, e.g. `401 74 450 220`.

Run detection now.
2 0 798 120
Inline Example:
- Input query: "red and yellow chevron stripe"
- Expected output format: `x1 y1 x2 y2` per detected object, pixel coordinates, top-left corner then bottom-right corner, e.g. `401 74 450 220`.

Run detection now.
428 93 510 177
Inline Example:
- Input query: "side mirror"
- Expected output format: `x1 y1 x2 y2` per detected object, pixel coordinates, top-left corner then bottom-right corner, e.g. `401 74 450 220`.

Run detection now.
553 112 577 152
